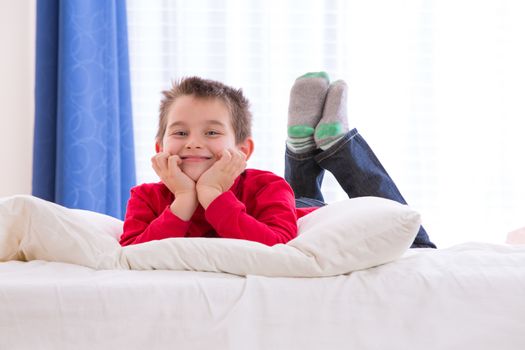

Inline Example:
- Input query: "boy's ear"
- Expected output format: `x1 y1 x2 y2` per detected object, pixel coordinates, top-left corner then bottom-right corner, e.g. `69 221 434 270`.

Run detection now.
155 142 162 153
238 137 254 160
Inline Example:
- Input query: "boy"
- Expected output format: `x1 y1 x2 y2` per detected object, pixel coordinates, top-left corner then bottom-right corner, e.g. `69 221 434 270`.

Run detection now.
120 77 315 246
120 74 435 248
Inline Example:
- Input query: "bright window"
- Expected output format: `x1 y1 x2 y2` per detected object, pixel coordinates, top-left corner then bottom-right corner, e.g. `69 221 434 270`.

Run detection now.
127 0 525 247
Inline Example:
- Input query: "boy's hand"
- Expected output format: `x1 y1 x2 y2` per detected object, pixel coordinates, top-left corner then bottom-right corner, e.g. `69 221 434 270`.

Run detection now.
151 152 196 195
151 152 198 220
196 149 247 208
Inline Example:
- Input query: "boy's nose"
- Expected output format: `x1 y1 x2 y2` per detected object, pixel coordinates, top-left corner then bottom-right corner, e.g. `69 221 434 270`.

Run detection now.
185 137 202 149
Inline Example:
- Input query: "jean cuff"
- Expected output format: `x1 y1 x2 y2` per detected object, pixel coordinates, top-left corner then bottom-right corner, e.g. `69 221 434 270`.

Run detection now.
314 128 359 163
285 144 323 161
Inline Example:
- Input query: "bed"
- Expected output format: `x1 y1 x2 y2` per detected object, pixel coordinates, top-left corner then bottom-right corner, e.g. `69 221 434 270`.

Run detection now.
1 195 525 350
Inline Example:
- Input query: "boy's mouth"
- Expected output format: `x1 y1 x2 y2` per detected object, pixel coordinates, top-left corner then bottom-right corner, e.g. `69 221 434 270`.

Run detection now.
180 155 213 162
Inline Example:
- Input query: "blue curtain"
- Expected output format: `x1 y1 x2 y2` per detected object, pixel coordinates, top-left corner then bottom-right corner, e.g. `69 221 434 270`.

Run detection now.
33 0 136 219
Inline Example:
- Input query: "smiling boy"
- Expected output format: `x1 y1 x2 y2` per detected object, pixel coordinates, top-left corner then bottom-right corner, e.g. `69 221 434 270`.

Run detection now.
119 77 314 246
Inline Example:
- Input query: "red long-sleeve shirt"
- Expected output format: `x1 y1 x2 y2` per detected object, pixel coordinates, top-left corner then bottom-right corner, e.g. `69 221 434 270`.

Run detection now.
119 169 317 246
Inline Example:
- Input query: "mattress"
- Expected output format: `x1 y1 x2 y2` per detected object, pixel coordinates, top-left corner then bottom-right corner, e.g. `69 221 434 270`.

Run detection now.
2 242 525 350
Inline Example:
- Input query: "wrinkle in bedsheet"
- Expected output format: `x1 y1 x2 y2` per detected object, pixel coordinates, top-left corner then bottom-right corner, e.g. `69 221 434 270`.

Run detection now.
2 243 525 350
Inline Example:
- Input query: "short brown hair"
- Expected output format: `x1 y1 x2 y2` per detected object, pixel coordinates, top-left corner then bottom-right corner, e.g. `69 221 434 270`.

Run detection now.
157 77 252 144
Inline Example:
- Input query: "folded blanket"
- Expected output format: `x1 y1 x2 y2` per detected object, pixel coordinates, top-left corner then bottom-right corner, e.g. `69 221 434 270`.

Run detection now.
0 195 420 277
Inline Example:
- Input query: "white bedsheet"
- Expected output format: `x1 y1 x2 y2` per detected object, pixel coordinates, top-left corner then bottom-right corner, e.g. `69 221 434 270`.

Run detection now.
1 242 524 350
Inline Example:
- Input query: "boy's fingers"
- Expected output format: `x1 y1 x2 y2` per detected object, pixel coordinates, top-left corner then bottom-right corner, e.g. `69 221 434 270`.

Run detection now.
231 150 246 169
235 150 247 163
153 152 168 164
226 149 242 172
151 155 159 171
218 149 243 173
168 155 182 170
215 149 232 167
222 149 232 162
151 153 166 172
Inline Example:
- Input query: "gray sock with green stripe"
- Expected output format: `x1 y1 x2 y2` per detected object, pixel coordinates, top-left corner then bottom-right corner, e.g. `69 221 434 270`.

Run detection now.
315 80 349 150
287 72 330 153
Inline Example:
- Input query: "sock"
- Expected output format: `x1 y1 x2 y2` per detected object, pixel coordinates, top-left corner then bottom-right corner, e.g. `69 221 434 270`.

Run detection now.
287 72 330 153
315 80 349 150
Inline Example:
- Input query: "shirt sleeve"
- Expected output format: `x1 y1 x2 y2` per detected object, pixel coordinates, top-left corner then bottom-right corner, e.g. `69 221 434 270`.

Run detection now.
204 176 298 246
119 186 190 246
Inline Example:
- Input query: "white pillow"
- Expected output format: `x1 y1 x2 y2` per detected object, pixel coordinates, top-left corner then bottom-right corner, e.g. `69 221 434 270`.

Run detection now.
289 196 421 274
124 196 421 276
0 195 122 268
1 195 420 277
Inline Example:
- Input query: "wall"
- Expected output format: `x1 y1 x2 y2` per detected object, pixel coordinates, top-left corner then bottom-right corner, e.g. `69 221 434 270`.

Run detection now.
0 0 36 196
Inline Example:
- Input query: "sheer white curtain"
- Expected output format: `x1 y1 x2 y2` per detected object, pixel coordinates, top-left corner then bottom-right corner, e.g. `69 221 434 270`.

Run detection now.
127 0 525 247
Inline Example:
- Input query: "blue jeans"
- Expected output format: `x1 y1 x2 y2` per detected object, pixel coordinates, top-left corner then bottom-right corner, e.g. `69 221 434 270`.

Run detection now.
285 128 436 248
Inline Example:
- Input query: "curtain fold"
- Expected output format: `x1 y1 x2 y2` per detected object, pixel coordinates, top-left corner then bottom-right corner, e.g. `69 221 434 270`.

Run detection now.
33 0 136 219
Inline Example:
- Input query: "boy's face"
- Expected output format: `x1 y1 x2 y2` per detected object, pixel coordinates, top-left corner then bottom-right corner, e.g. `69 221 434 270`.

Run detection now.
157 95 253 181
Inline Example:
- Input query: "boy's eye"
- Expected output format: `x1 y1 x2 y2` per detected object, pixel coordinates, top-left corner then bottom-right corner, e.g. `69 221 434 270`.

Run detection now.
171 131 187 136
206 130 220 136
